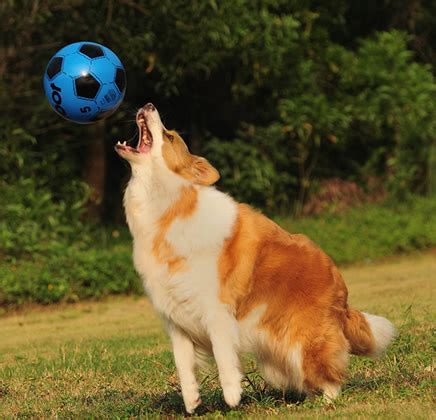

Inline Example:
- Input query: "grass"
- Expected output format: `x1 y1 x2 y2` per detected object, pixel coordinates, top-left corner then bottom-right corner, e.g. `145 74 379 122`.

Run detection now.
0 251 435 418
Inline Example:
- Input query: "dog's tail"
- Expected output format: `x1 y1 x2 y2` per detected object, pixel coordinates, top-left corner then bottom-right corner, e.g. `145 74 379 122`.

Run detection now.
343 308 396 357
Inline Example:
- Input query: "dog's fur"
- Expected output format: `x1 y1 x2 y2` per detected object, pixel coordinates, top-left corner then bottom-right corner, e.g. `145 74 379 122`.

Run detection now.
116 104 396 413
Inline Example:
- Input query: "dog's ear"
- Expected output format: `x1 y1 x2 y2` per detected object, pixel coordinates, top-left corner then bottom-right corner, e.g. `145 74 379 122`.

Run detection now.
180 155 220 186
161 130 220 185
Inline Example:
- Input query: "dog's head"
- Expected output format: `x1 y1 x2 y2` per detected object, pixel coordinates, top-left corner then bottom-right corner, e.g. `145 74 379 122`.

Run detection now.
115 103 219 186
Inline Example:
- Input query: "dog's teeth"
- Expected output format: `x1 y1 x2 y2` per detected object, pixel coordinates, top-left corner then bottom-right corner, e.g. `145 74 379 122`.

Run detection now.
117 141 121 145
122 141 127 145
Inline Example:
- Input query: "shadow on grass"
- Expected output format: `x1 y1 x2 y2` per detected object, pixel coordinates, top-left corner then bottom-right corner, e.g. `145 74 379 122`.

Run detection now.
149 387 306 416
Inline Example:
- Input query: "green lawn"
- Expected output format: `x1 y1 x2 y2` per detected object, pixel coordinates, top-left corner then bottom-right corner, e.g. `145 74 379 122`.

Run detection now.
0 252 434 418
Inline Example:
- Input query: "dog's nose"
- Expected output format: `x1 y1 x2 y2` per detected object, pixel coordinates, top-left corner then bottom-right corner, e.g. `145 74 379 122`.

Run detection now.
144 102 155 112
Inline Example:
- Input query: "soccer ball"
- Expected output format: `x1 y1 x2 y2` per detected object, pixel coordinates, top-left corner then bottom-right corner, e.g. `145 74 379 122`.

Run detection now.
43 42 126 124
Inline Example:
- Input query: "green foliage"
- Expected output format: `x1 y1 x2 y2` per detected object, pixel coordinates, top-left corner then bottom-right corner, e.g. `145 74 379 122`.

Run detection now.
1 1 435 307
207 30 435 212
330 31 436 198
0 246 140 306
0 171 140 306
206 137 281 213
0 170 139 306
0 177 89 257
278 195 436 264
1 2 435 216
2 195 435 306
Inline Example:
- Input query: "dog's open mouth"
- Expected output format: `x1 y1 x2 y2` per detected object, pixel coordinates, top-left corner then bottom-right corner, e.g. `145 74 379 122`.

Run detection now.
115 111 153 154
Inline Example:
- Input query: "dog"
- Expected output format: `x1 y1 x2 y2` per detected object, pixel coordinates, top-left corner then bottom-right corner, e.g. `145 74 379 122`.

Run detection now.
115 103 396 413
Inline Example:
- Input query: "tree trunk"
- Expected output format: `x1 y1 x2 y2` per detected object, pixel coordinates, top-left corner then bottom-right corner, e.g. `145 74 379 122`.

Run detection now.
189 120 202 154
82 120 106 220
429 140 436 196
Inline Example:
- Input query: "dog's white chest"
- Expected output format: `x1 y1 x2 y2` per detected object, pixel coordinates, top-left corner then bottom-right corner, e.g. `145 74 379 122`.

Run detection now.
139 256 219 346
125 178 238 345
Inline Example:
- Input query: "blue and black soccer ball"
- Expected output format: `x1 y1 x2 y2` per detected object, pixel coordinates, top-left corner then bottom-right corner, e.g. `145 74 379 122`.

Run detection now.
43 42 126 124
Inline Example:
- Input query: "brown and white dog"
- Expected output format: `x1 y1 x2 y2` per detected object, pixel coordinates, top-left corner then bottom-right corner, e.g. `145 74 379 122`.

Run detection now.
115 103 395 413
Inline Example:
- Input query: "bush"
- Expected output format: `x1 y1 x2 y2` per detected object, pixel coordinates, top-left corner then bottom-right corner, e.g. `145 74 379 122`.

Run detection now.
2 195 435 307
278 195 436 264
332 31 436 198
0 177 89 258
0 245 141 306
0 173 141 307
207 31 435 214
206 138 280 213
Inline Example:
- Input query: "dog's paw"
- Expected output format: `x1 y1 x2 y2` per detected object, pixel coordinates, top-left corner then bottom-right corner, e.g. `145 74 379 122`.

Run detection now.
183 389 202 414
223 382 242 408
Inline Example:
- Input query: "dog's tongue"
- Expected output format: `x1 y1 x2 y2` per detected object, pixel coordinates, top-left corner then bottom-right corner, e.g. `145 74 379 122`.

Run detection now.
137 140 152 153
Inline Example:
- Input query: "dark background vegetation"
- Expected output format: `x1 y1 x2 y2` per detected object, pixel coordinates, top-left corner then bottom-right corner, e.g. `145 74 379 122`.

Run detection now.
0 0 435 306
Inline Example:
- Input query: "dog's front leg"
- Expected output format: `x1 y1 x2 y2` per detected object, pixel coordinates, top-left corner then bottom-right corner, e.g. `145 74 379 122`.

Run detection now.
208 311 243 408
167 321 201 414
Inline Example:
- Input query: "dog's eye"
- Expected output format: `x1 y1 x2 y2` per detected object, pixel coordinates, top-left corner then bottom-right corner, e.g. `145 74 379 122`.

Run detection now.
167 134 174 142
